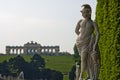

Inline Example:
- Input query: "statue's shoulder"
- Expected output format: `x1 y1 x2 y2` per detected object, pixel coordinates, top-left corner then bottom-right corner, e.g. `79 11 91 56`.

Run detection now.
87 20 98 27
86 20 94 26
77 19 83 23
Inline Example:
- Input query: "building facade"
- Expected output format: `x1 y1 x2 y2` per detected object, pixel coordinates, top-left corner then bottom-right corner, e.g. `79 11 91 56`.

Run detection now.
6 41 60 54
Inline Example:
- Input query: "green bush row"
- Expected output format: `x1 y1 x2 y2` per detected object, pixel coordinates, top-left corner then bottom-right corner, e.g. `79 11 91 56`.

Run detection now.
96 0 120 79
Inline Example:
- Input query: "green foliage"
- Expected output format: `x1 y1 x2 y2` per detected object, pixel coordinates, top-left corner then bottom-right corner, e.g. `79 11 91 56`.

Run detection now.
73 44 80 65
96 0 120 79
0 60 10 76
8 55 26 73
0 55 63 80
0 55 74 74
68 44 81 80
0 55 74 80
0 55 27 76
31 54 45 68
69 65 76 80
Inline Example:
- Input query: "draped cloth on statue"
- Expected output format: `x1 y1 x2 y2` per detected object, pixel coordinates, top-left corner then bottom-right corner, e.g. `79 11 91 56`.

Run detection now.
76 33 95 55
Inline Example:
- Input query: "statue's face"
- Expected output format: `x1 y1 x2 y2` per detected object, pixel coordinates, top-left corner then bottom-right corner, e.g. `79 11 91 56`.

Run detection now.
81 9 91 18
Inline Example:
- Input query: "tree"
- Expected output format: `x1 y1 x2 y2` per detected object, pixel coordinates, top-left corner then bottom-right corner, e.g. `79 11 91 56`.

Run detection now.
0 54 63 80
69 65 76 80
68 44 80 80
73 44 80 65
8 55 26 74
49 70 63 80
0 60 10 76
30 54 45 69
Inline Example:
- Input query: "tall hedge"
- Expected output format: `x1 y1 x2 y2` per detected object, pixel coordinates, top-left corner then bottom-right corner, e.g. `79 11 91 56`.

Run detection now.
96 0 120 79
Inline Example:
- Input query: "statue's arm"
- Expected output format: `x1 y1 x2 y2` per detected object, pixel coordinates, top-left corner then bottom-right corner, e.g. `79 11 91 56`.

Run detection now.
75 20 82 35
93 22 100 51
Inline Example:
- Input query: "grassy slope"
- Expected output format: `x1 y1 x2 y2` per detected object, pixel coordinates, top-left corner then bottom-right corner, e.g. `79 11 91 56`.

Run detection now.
0 55 75 80
43 56 75 73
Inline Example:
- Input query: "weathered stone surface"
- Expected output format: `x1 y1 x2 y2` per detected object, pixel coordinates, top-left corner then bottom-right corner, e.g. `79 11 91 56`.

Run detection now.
75 4 100 80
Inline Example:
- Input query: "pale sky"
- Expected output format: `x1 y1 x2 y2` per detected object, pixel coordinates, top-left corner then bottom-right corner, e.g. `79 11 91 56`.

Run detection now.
0 0 97 54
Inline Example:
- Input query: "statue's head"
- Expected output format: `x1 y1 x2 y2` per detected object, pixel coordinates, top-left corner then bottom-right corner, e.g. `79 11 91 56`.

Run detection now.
80 4 92 19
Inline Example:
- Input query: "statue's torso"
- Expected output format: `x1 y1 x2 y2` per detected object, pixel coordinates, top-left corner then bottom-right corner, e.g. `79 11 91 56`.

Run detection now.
76 19 94 44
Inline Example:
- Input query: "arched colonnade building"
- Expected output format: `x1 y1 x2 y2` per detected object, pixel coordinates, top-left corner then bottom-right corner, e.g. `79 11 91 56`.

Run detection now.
6 41 60 54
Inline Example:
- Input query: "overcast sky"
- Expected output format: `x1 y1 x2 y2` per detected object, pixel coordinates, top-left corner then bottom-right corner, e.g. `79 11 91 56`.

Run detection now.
0 0 97 54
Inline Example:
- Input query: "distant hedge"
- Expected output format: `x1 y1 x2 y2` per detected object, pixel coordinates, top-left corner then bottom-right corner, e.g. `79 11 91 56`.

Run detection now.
96 0 120 79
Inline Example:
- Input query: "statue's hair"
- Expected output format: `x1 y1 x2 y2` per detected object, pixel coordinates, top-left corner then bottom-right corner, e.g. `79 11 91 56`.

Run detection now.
81 4 92 12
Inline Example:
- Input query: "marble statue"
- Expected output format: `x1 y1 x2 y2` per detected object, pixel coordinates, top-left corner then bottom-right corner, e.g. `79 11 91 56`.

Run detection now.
75 4 100 80
0 74 1 78
18 71 24 80
76 62 80 80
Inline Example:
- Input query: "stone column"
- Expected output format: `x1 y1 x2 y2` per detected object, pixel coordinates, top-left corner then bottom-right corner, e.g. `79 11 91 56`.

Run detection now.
19 49 22 54
24 48 27 54
43 49 45 52
16 48 18 54
37 48 41 54
51 49 53 53
47 49 49 53
55 48 59 53
6 47 10 54
12 49 15 54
